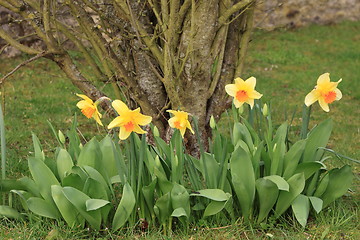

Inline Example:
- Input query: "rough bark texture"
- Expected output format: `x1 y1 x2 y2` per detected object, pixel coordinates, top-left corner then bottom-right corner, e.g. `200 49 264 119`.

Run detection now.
0 0 256 155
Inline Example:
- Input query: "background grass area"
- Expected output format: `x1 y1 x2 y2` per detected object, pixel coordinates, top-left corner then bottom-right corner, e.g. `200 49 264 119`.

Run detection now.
0 21 359 239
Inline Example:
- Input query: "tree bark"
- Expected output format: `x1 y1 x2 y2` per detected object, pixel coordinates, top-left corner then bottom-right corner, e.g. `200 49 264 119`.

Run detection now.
0 0 257 155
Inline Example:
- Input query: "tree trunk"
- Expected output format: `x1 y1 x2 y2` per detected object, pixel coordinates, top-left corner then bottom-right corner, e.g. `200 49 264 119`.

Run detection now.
0 0 256 155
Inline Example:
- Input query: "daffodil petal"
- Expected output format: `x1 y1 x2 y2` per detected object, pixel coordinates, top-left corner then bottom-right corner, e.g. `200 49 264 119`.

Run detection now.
247 99 255 109
167 110 177 115
133 124 146 134
305 89 320 107
108 116 125 129
180 128 186 138
93 112 103 126
245 76 256 89
335 88 342 100
112 100 129 115
318 98 330 112
186 121 194 134
225 84 238 97
119 127 132 140
168 117 176 128
233 99 244 108
317 73 330 85
248 90 262 99
76 100 93 109
234 77 245 86
134 113 152 126
76 94 93 103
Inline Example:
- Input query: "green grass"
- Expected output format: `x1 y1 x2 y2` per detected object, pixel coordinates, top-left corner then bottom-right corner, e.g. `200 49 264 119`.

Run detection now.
1 21 360 239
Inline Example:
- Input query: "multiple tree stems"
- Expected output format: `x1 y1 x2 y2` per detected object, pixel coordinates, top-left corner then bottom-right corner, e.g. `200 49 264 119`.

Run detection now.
0 0 256 154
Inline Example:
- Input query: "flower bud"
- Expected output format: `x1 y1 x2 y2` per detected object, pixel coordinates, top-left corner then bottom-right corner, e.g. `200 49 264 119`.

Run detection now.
58 130 66 144
210 115 216 129
262 103 268 117
153 126 160 137
238 105 244 115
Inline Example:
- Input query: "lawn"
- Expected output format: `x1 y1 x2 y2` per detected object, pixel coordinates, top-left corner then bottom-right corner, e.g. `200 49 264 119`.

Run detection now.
0 21 359 239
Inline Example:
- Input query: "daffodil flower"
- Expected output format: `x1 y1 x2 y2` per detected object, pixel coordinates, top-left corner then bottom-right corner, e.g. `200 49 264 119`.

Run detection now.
305 73 342 112
76 94 103 126
167 110 194 138
225 77 263 108
108 100 152 140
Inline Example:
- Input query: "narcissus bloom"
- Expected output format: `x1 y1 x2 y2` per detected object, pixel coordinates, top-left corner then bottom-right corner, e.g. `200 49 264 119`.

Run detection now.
108 100 152 140
167 110 194 138
76 94 103 126
305 73 342 112
225 77 263 108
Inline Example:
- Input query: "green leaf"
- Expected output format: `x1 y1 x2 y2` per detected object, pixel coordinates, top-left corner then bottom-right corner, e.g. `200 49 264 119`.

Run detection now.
190 189 229 201
275 173 305 217
314 173 330 197
82 166 110 197
27 197 60 219
291 194 310 228
320 165 353 207
17 177 40 197
83 178 108 201
77 138 103 173
100 136 118 178
302 119 333 162
171 183 190 218
56 149 74 181
309 196 323 214
28 157 60 204
256 178 279 223
233 123 254 150
112 183 136 230
263 175 289 191
272 122 288 145
154 192 171 224
201 153 219 189
270 141 286 175
0 179 27 192
230 146 255 218
51 185 82 227
10 190 31 210
294 162 323 180
62 186 101 230
32 133 44 161
203 198 230 217
66 114 81 161
142 179 157 217
62 173 84 191
86 199 110 211
283 140 306 179
0 205 23 219
171 207 187 218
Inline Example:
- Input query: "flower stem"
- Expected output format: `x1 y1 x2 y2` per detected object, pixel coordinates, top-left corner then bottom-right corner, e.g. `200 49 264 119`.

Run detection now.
300 104 311 139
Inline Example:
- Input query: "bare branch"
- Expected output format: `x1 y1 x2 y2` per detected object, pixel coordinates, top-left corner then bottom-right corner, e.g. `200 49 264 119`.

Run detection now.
0 28 41 54
218 0 254 25
0 51 47 85
234 4 255 77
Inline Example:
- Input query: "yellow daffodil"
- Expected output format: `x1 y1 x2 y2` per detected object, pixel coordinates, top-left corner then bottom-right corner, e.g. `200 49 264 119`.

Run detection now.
167 110 194 138
76 94 103 126
305 73 342 112
225 77 263 109
108 100 152 140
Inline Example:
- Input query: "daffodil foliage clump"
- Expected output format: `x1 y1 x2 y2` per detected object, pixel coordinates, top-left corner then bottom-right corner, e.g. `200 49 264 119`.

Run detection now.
0 73 353 232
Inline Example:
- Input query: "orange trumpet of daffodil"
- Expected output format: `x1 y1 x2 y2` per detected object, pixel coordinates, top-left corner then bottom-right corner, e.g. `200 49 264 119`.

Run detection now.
76 94 103 126
167 110 194 138
225 77 263 109
305 73 342 112
108 100 152 140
